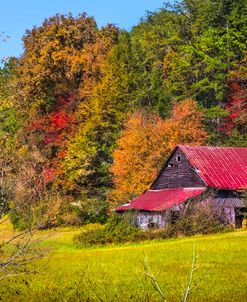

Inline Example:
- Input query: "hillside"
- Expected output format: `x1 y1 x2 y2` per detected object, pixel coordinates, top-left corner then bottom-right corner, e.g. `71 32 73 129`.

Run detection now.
0 0 246 227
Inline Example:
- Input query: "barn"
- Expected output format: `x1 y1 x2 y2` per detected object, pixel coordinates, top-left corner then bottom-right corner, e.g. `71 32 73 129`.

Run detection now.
115 145 247 230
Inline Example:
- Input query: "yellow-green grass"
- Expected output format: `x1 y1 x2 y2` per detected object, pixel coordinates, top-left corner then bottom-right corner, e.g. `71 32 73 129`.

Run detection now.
1 220 247 301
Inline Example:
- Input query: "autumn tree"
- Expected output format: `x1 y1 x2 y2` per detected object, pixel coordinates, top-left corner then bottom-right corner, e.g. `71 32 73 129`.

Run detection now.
164 99 208 149
62 33 134 196
222 54 247 146
10 14 119 224
13 14 119 164
0 61 21 216
110 99 208 203
14 14 118 111
13 15 119 167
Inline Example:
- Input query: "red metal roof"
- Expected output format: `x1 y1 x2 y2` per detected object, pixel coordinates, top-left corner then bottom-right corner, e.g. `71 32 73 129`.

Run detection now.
179 145 247 190
116 187 206 212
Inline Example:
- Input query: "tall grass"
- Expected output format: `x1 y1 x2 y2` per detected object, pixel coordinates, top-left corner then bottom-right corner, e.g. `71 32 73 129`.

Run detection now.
0 222 247 301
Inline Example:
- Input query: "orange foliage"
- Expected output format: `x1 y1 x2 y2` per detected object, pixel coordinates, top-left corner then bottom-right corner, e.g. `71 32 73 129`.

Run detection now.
165 99 208 149
110 99 208 203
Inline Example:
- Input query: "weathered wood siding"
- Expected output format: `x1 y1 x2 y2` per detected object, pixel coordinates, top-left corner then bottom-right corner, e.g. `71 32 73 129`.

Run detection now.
136 212 167 230
205 190 245 208
151 148 205 190
134 191 246 229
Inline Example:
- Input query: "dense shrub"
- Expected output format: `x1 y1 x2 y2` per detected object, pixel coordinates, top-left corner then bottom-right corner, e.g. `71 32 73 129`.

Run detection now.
8 207 31 230
140 225 178 241
74 206 233 247
176 205 231 236
72 195 109 225
9 194 81 230
74 215 142 247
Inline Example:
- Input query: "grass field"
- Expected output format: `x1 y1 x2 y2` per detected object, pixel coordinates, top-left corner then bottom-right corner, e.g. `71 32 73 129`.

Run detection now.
1 221 247 301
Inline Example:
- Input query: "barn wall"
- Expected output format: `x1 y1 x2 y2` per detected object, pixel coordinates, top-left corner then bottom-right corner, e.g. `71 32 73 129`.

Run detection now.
151 148 205 190
136 212 167 230
135 204 186 230
223 208 236 226
202 190 245 227
133 190 245 230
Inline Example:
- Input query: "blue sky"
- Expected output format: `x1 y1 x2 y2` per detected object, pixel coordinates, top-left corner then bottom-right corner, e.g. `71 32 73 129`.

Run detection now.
0 0 165 62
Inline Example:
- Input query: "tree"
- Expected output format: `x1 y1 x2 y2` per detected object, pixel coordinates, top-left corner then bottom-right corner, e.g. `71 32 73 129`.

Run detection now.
0 61 20 216
0 115 46 283
129 9 180 115
163 0 247 107
222 54 247 146
110 110 169 203
61 33 134 200
9 14 119 224
12 13 119 174
110 99 208 203
14 14 118 112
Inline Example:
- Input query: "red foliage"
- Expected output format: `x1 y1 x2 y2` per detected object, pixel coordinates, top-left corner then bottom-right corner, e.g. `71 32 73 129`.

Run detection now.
42 168 55 184
28 94 76 182
29 94 75 150
223 82 247 133
55 94 75 109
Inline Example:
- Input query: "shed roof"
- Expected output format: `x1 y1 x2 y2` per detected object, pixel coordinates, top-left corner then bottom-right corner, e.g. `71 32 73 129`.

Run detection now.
205 190 245 208
115 187 206 212
178 145 247 190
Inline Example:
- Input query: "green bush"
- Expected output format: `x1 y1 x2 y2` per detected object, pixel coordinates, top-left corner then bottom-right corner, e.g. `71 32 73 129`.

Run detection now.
176 205 231 236
140 226 177 240
9 194 82 230
8 207 30 230
73 195 109 224
74 206 232 247
74 215 142 247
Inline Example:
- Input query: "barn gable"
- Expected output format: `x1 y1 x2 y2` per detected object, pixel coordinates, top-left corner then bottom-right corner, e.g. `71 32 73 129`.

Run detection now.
150 147 205 190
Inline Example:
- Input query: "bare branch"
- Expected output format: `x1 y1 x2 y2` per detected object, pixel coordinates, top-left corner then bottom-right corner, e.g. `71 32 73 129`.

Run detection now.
144 255 167 302
181 244 210 302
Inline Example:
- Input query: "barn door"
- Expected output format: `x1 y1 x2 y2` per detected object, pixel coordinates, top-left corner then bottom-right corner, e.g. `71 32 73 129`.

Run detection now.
235 208 244 228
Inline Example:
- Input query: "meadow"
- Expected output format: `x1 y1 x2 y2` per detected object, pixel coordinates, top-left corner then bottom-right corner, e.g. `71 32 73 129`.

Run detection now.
1 221 247 302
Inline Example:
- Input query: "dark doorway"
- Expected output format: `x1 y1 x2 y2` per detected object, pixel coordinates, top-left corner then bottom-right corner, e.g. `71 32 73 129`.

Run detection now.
235 209 245 228
171 211 179 224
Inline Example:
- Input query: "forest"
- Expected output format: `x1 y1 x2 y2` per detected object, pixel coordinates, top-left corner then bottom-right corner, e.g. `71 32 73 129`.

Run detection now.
0 0 246 229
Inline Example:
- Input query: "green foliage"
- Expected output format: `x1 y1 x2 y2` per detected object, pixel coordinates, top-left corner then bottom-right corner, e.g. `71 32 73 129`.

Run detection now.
176 206 230 236
74 214 142 246
202 105 229 144
72 192 109 224
225 129 247 147
62 33 134 198
129 9 180 114
163 0 247 106
8 208 29 230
